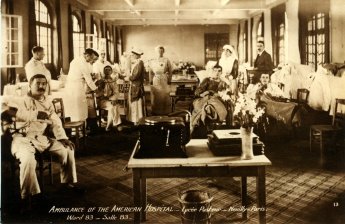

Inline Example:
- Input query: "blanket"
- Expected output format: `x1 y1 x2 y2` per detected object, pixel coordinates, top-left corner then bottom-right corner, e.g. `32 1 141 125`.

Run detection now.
261 94 301 129
191 95 227 133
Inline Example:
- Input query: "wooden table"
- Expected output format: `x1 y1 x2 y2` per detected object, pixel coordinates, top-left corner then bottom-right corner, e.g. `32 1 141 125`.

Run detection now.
171 74 199 86
169 75 199 112
127 139 272 223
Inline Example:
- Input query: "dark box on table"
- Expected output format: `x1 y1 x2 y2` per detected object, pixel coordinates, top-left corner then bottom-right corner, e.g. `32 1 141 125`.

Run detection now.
208 129 264 156
134 116 188 158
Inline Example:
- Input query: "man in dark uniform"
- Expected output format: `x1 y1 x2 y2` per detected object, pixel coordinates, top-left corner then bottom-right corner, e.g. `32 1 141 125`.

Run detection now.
252 41 274 83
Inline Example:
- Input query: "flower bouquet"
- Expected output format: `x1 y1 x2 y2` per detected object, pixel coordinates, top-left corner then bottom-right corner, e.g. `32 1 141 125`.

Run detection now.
233 93 265 129
177 61 196 74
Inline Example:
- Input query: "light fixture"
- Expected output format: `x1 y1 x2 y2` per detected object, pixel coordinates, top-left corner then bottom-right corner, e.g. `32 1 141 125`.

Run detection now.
220 0 231 6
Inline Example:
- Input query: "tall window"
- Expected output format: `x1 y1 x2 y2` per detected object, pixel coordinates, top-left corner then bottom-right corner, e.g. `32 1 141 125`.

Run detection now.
278 23 285 65
306 13 327 70
115 27 122 63
257 21 263 39
271 4 286 66
257 14 264 39
86 22 98 49
106 27 114 62
299 0 329 70
93 23 98 39
35 0 53 63
72 14 84 58
1 15 23 67
243 21 248 62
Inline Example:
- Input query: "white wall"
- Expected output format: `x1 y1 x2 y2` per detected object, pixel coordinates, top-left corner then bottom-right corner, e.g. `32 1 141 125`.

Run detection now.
122 25 237 67
264 9 273 56
330 0 345 63
286 0 301 63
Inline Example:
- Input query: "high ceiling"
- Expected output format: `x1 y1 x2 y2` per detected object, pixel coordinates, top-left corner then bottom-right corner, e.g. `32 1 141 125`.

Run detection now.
82 0 276 26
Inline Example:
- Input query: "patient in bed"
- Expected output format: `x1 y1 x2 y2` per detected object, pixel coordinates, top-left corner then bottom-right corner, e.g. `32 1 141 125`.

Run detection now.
191 64 228 136
246 73 289 100
246 73 301 128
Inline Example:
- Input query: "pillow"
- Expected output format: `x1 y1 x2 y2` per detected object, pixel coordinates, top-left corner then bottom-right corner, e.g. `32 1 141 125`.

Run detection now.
194 70 212 84
205 60 217 71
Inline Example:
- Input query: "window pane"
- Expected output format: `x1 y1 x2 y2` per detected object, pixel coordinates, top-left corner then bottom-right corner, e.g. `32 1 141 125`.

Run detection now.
11 29 18 41
41 11 47 23
257 21 262 36
11 54 18 65
93 24 98 37
11 17 18 28
7 54 11 65
11 42 18 52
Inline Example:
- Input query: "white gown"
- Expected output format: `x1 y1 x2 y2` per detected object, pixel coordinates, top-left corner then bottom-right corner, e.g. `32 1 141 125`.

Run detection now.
149 57 172 115
64 57 97 121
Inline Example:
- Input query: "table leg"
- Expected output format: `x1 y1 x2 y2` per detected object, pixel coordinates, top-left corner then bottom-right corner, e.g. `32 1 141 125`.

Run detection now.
82 122 86 150
257 167 266 224
133 170 141 223
75 127 80 151
241 176 248 220
320 132 324 166
171 97 175 112
141 178 147 221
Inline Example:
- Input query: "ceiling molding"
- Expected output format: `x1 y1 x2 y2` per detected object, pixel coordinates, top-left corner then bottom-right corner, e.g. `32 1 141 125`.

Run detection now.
107 19 238 25
88 0 265 11
87 0 265 25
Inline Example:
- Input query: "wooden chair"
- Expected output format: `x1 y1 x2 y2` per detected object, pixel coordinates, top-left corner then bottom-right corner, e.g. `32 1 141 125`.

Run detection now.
297 88 310 105
52 98 86 151
1 117 53 192
310 99 345 163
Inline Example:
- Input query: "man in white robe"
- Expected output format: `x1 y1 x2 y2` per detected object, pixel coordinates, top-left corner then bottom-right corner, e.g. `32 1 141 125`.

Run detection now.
64 49 98 122
25 46 52 94
1 74 83 203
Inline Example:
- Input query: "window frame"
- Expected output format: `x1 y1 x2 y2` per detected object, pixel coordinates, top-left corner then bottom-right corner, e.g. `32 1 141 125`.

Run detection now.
35 0 53 64
71 13 85 58
271 4 286 66
106 26 114 62
243 21 248 63
1 14 23 68
299 0 330 71
305 12 329 70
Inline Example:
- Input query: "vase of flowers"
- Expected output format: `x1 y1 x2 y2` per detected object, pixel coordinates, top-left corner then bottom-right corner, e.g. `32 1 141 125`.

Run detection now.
178 61 196 76
233 93 265 160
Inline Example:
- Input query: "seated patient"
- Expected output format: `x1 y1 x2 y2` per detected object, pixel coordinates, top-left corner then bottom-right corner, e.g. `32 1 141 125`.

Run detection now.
195 65 227 97
96 65 122 131
191 65 228 135
1 74 83 203
246 73 300 128
246 73 288 100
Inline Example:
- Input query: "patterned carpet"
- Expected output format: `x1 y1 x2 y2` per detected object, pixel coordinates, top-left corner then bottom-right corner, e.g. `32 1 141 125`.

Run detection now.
2 130 344 224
